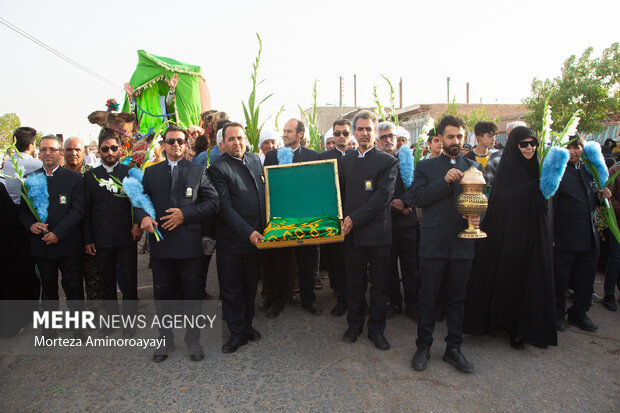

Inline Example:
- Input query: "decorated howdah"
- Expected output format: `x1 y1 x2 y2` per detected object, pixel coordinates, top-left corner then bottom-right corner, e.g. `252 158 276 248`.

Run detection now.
258 159 344 249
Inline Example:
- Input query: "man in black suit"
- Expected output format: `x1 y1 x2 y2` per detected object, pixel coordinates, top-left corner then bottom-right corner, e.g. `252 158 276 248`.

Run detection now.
19 135 85 338
263 118 322 317
553 137 611 332
339 110 398 350
83 130 143 337
410 115 481 373
209 122 266 353
136 125 219 362
318 118 353 316
376 121 420 321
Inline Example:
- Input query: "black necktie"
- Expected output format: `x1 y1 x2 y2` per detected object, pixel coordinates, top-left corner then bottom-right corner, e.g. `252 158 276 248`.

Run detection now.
170 165 178 207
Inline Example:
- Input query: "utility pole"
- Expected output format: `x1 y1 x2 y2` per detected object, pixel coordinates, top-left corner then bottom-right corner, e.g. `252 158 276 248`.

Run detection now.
466 82 470 104
353 74 357 107
399 77 403 108
446 77 450 103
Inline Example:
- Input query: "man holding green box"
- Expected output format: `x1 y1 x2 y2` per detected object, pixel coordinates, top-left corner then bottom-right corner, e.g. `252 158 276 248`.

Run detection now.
339 110 398 350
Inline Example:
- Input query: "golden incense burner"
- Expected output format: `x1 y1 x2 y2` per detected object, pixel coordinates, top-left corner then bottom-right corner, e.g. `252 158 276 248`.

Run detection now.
456 166 488 239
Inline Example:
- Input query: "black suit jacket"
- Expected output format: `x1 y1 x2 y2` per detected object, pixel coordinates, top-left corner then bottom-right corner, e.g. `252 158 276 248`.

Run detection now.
552 162 599 251
392 151 418 228
134 158 219 259
83 164 135 248
19 167 84 258
338 146 398 247
208 152 266 254
263 145 319 166
412 153 481 259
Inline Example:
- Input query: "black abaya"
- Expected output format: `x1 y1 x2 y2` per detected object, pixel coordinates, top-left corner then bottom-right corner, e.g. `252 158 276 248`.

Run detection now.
463 126 557 347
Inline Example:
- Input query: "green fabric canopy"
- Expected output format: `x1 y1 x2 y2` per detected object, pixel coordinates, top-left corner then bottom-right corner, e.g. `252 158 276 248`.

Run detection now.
122 50 204 134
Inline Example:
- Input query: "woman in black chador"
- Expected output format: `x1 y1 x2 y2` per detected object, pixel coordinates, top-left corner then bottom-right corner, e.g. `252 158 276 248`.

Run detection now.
463 126 557 349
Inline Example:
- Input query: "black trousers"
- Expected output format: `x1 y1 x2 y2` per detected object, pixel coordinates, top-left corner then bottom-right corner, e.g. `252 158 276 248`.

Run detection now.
36 255 84 311
96 243 138 316
345 240 390 335
201 254 213 293
387 225 419 309
325 242 346 305
217 250 260 336
554 249 598 318
416 258 472 350
270 246 316 308
151 257 202 345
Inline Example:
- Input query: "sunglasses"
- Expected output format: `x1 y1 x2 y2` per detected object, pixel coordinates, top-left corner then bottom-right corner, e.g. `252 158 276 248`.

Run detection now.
165 138 186 145
518 140 538 148
379 133 396 140
39 147 60 153
100 145 119 153
333 130 350 137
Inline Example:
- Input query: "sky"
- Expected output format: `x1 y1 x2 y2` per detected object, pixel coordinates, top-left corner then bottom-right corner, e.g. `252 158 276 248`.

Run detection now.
0 0 618 144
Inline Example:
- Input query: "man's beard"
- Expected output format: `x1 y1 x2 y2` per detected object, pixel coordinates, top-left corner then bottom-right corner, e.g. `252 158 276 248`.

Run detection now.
445 144 461 157
102 155 119 166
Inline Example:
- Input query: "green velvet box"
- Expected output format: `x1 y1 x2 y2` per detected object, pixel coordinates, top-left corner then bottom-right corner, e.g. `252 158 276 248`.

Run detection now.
257 159 344 249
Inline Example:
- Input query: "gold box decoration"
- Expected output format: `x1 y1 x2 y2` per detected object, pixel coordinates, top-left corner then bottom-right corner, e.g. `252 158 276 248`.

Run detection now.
257 159 345 249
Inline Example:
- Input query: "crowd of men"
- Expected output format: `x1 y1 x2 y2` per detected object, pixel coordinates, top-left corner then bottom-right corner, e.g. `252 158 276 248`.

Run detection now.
1 111 619 371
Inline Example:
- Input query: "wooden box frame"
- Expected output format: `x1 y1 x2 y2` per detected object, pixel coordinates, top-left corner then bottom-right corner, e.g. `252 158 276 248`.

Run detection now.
257 159 345 249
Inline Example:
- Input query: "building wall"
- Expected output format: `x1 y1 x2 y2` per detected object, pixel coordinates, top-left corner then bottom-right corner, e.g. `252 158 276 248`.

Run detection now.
300 106 358 134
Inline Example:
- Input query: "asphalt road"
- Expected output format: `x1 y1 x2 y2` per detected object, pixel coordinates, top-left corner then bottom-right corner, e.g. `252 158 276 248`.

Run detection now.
0 249 619 412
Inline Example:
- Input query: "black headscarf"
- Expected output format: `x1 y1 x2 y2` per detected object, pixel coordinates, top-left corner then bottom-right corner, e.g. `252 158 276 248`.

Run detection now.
464 126 557 347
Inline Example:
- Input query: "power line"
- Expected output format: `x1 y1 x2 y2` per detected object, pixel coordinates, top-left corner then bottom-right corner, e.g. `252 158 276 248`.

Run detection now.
0 16 123 91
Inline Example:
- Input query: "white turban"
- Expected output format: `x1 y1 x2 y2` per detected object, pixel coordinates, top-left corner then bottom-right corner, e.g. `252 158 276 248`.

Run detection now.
323 128 334 147
396 126 411 144
259 129 280 148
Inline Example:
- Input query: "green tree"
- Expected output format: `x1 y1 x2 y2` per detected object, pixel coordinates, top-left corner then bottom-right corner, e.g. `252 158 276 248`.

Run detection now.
0 113 21 147
523 42 620 133
438 100 499 132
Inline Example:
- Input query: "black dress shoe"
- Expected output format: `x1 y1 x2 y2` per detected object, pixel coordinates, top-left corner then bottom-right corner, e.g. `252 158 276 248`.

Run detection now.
222 334 248 354
510 336 525 350
342 327 362 343
411 346 430 371
266 305 283 319
602 295 618 311
556 318 566 332
442 348 474 373
188 343 204 361
244 327 261 341
368 333 390 350
153 338 175 362
330 301 347 317
567 314 598 332
302 302 323 316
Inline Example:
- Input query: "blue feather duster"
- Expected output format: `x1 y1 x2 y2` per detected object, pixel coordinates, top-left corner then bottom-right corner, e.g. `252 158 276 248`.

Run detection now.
583 141 608 185
540 146 569 199
277 147 294 165
398 146 414 188
128 167 144 183
25 172 49 222
122 176 156 219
